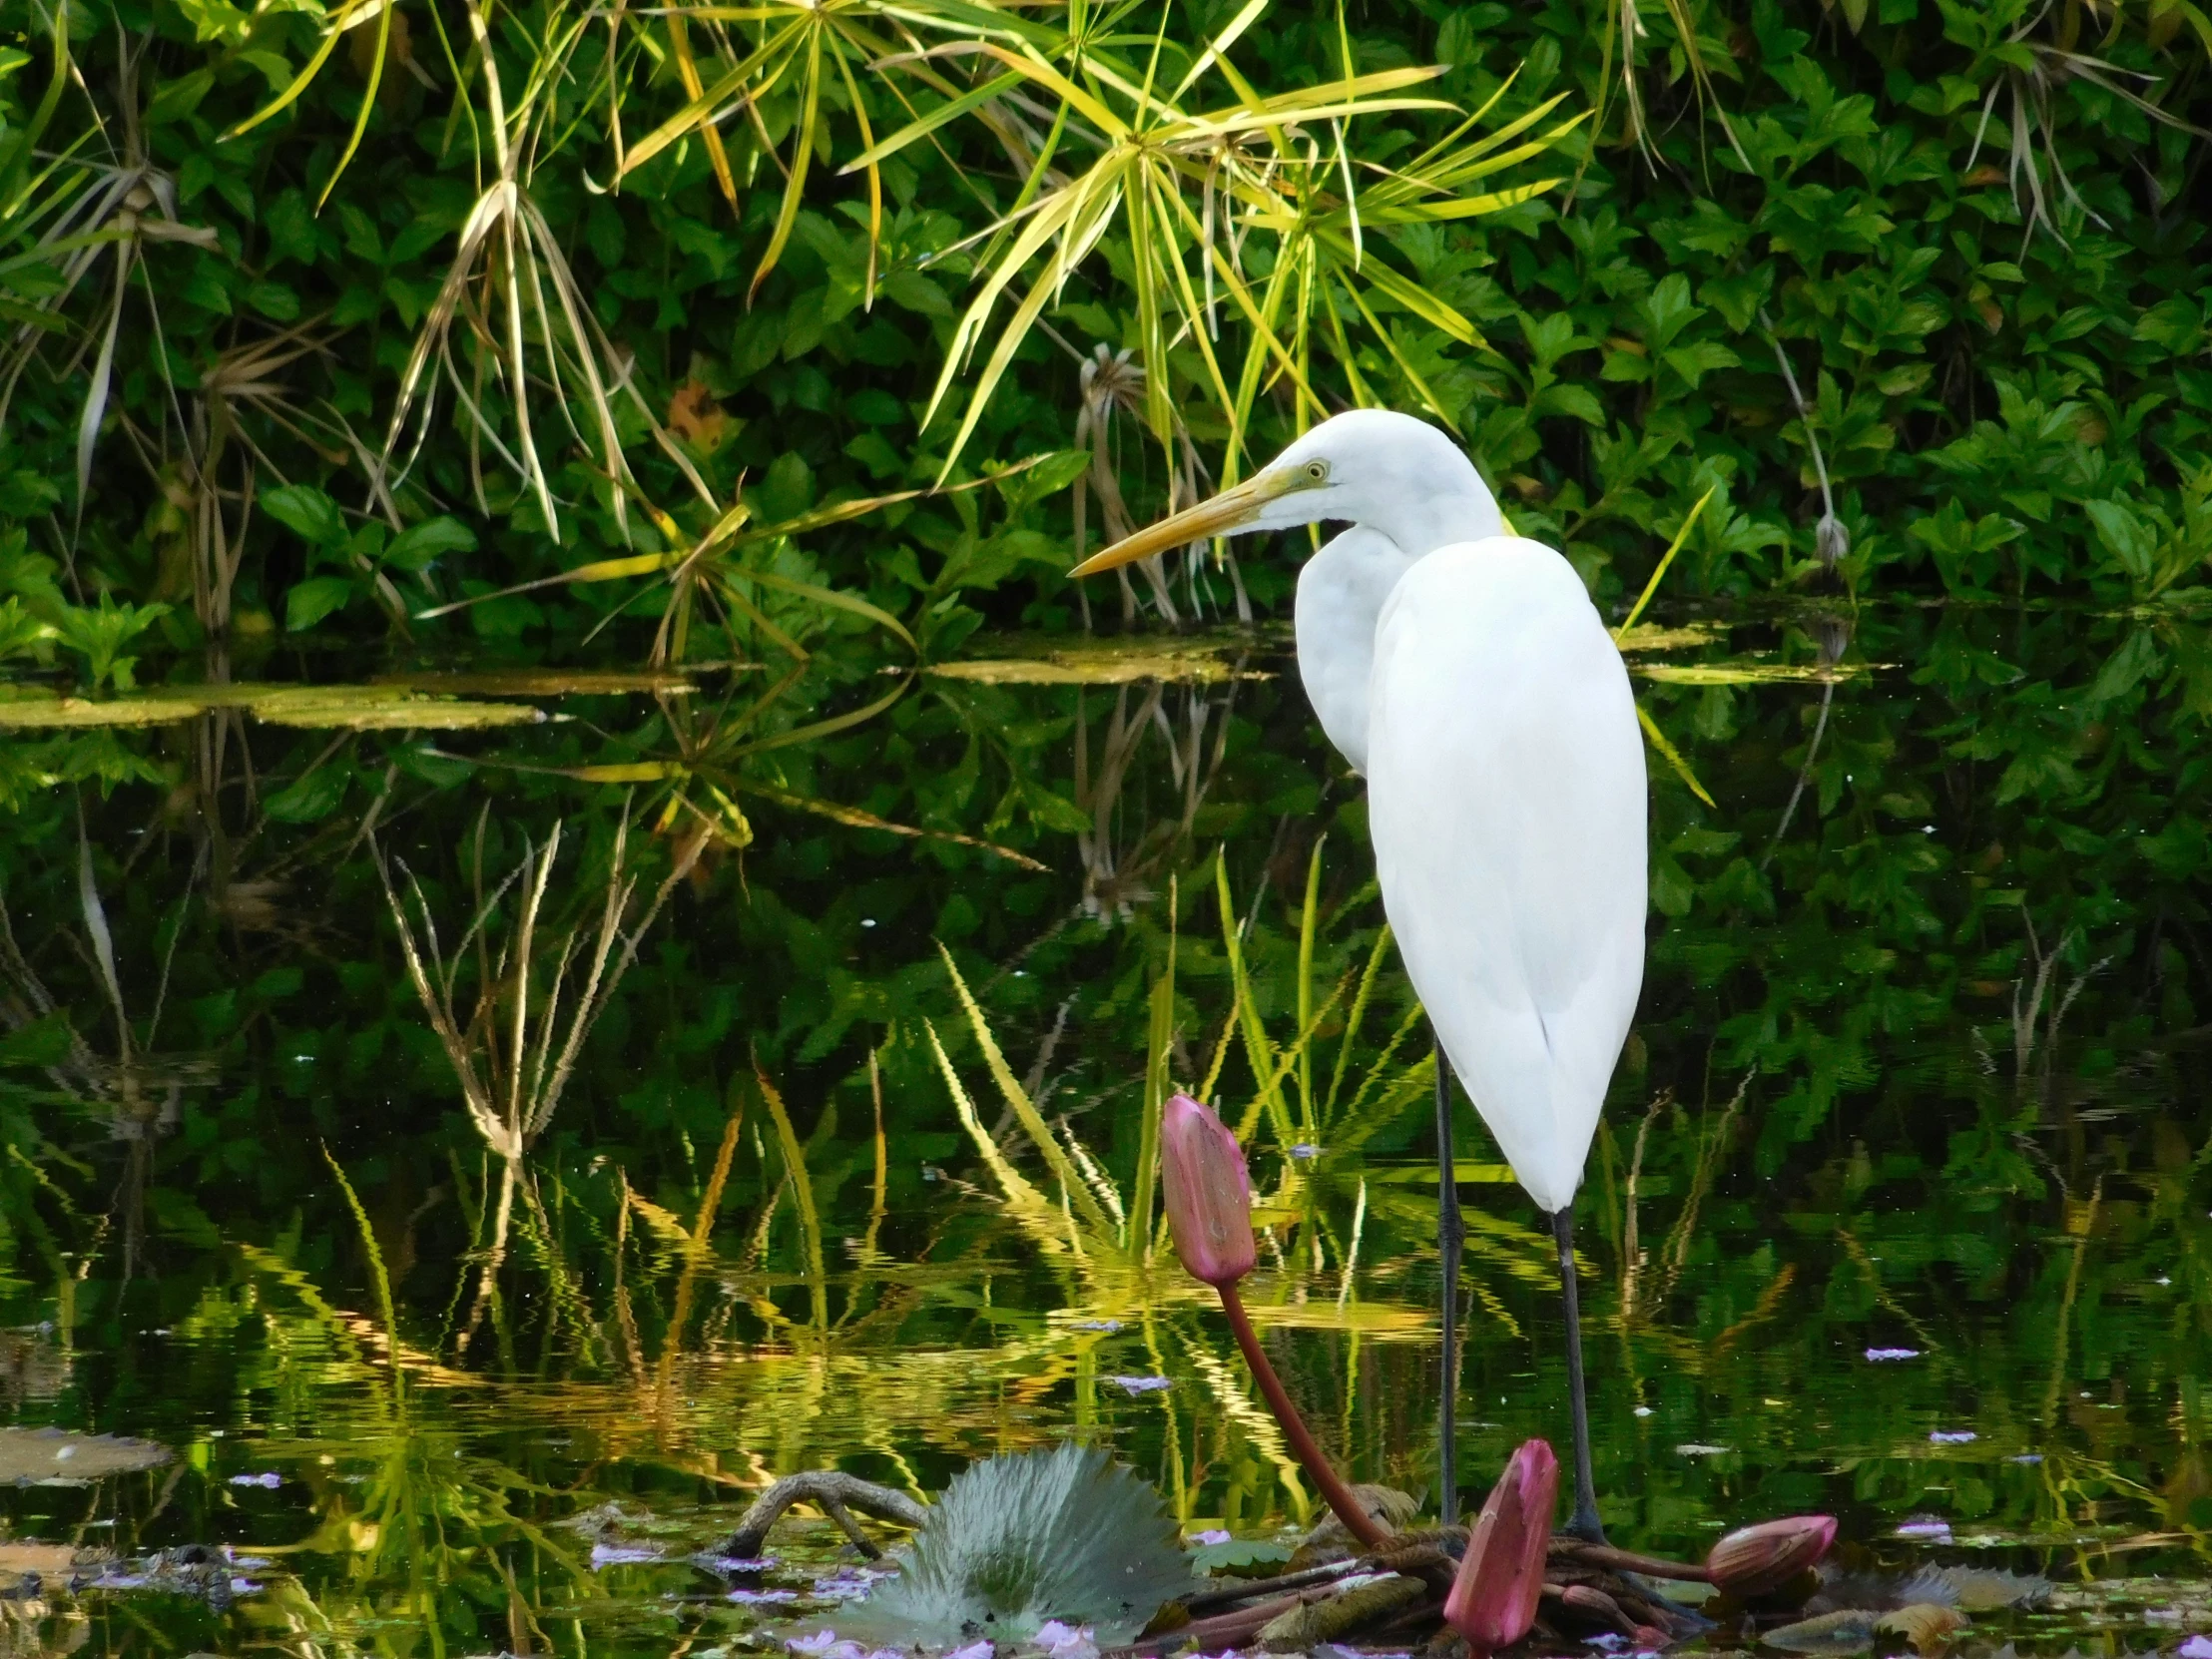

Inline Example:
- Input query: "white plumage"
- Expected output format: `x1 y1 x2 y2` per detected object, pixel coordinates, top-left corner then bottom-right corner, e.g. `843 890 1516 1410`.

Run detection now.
1367 538 1646 1213
1294 527 1431 776
1071 406 1648 1538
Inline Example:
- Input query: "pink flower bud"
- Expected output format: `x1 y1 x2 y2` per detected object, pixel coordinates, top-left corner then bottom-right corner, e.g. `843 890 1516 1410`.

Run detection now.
1444 1439 1557 1653
1160 1093 1255 1288
1705 1514 1837 1598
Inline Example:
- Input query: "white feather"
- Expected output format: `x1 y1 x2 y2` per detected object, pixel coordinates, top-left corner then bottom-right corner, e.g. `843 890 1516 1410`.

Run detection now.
1294 526 1422 776
1156 407 1645 1220
1366 537 1647 1212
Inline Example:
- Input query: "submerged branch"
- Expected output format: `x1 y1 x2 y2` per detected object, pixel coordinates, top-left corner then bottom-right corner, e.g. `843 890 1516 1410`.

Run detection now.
723 1471 928 1560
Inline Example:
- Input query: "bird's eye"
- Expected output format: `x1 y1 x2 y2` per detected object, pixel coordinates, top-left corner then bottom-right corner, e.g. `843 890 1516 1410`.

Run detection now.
1303 460 1329 483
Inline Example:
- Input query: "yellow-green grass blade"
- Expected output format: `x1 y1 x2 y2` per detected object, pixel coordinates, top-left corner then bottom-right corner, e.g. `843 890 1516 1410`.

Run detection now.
936 942 1119 1240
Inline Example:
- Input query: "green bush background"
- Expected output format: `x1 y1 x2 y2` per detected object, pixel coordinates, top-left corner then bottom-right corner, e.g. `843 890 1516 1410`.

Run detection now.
4 0 2211 672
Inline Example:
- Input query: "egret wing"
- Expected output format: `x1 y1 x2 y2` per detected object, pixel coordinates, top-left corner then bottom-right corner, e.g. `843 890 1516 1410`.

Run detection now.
1366 536 1647 1212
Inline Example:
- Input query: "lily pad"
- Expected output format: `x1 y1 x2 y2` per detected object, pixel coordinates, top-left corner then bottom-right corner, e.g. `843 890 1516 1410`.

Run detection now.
1615 620 1730 653
1881 1604 1968 1654
1764 1609 1881 1653
928 636 1276 686
1188 1536 1293 1573
1905 1567 2051 1612
0 1542 80 1574
233 686 545 730
371 669 695 697
828 1441 1192 1645
1632 660 1879 686
0 1427 171 1484
0 685 544 731
0 692 212 729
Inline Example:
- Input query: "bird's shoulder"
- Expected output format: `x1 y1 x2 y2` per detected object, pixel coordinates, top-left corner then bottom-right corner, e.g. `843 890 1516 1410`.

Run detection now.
1377 535 1607 652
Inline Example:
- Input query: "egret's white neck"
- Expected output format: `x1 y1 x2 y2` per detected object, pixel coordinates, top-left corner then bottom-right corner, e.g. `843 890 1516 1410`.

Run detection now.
1295 469 1503 776
1356 470 1503 559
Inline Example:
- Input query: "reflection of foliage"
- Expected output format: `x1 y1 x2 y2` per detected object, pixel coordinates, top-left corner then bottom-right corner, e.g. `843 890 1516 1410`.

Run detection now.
3 585 2212 1601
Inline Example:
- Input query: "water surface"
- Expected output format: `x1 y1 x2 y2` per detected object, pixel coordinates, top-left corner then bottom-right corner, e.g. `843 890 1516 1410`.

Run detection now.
0 596 2207 1655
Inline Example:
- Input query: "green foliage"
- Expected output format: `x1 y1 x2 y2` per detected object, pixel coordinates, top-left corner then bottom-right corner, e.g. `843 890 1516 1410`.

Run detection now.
8 0 2208 669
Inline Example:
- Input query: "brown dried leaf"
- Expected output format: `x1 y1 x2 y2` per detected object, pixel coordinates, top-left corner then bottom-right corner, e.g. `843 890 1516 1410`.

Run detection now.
668 380 730 454
0 1428 171 1484
1879 1603 1967 1654
0 1544 77 1574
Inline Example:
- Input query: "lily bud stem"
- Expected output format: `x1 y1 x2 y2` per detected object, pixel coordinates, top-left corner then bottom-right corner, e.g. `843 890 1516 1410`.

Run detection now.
1217 1281 1391 1550
1559 1541 1715 1583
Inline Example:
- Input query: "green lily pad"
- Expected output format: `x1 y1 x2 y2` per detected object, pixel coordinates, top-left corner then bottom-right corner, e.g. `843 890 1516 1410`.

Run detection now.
928 634 1277 686
1632 660 1878 686
830 1441 1192 1644
0 684 545 731
1188 1536 1293 1572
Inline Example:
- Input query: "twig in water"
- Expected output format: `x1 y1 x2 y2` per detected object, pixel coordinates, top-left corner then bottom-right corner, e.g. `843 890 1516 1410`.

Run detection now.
723 1471 928 1560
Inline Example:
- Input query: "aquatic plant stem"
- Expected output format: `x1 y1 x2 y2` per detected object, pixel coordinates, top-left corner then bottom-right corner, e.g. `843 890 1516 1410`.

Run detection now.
1550 1207 1604 1543
1559 1541 1712 1582
1217 1281 1390 1548
1434 1027 1462 1526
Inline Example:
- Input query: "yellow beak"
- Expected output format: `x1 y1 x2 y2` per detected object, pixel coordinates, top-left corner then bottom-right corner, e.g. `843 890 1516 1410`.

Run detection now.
1068 469 1299 578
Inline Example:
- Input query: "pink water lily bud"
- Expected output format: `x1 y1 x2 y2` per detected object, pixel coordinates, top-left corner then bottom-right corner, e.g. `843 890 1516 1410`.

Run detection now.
1161 1093 1255 1287
1705 1514 1838 1598
1444 1439 1558 1653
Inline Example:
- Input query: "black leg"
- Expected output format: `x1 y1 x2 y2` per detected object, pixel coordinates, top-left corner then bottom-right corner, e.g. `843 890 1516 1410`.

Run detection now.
1550 1205 1605 1543
1434 1028 1463 1526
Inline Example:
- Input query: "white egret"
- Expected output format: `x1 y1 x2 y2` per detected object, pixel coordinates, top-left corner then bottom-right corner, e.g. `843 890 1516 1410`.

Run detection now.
1070 409 1645 1542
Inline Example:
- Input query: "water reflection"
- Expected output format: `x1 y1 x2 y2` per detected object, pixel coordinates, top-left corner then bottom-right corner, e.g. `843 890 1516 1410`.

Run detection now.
0 599 2209 1654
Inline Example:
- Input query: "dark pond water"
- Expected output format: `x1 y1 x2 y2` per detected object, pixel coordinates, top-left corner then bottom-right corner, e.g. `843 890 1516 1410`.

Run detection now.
0 596 2208 1656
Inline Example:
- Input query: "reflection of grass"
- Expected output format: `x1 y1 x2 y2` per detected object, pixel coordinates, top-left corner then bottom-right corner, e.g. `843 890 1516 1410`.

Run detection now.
923 850 1559 1516
228 1163 597 1654
377 812 694 1349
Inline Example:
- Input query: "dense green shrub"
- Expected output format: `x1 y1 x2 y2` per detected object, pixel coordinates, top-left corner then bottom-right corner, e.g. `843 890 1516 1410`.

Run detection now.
2 0 2210 674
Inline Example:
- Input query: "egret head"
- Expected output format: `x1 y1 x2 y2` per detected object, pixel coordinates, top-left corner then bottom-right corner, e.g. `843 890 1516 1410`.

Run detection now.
1068 408 1498 578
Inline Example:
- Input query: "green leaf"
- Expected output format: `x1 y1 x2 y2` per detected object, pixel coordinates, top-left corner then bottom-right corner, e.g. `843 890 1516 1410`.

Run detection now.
174 0 252 44
1535 383 1605 425
263 484 346 548
245 281 300 321
2084 499 2157 583
1021 781 1090 833
883 269 953 317
147 67 216 124
2089 628 2161 705
1642 274 1700 351
0 1010 73 1067
1662 340 1742 389
384 517 478 574
263 764 347 823
285 575 357 633
1188 1537 1294 1572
